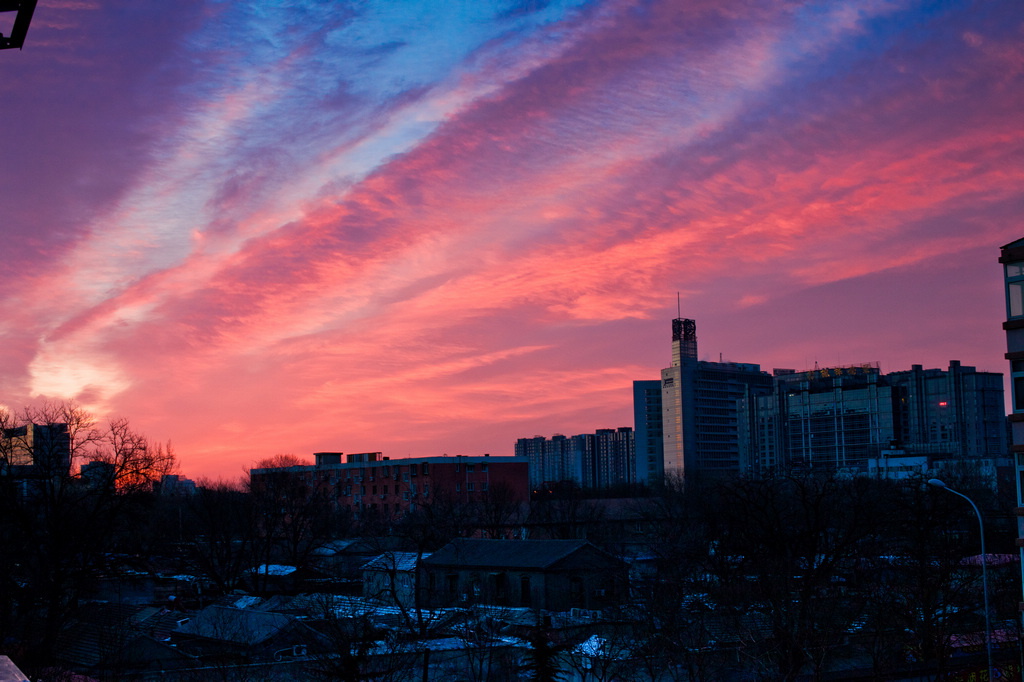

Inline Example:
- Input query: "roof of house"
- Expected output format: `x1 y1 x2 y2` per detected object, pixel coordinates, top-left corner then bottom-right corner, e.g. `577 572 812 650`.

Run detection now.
177 606 293 645
55 605 193 669
422 539 604 570
362 551 427 573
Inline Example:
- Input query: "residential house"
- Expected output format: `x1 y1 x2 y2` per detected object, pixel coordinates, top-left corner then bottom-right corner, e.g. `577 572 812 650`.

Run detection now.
420 539 627 612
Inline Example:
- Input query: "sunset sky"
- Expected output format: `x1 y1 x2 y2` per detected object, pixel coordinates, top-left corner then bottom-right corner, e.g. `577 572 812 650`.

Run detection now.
1 0 1021 479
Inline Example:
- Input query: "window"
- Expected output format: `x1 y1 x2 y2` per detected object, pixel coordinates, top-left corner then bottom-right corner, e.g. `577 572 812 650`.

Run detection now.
467 483 474 491
403 492 409 500
446 574 459 600
422 462 429 476
569 576 584 606
482 482 488 491
383 485 389 495
456 483 461 492
403 472 409 481
410 464 418 477
1008 262 1024 318
467 464 474 473
521 576 531 608
481 463 488 472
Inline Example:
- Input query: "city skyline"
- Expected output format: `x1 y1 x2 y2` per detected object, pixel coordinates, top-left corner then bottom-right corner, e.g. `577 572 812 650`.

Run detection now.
1 1 1021 479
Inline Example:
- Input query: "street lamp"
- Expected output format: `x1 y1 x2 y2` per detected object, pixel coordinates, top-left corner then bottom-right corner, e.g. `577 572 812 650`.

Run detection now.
928 478 994 680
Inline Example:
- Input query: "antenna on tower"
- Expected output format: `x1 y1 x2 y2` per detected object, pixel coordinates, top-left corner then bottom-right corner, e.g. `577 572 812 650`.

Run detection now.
676 292 681 319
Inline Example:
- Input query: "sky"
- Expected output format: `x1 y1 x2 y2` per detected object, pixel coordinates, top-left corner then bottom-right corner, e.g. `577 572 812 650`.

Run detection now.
1 0 1022 480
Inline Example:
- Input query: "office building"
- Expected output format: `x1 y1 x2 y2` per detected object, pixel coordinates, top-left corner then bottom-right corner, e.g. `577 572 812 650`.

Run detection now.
660 318 774 480
747 361 1005 475
887 362 1005 460
763 365 898 473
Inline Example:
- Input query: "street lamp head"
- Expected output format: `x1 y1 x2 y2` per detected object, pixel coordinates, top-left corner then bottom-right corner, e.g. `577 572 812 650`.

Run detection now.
927 478 947 489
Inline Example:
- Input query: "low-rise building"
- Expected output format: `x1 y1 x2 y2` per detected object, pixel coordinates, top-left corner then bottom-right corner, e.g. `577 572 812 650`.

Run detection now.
420 538 627 612
250 452 529 518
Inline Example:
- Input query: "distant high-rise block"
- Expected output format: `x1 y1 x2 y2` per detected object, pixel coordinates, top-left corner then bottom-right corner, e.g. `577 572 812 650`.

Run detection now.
633 380 663 485
515 428 633 491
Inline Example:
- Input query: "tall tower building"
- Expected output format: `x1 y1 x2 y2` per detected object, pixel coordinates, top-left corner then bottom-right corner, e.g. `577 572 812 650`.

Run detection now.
660 318 696 478
660 318 773 480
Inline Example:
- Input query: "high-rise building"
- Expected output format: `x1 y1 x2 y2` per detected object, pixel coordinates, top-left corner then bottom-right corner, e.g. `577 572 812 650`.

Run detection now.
747 361 1005 475
515 435 578 488
632 380 663 485
887 361 1006 460
0 422 71 475
660 318 774 480
768 365 898 472
0 422 72 499
594 427 635 489
999 239 1024 590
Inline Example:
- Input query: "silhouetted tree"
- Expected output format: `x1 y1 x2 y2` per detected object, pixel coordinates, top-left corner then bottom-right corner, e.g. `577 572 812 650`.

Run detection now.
0 401 176 671
473 481 528 539
184 478 257 595
248 454 335 593
701 472 890 681
529 481 605 540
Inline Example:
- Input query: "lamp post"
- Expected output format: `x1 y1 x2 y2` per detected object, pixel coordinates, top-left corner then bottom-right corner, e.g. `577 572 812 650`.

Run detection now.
928 478 994 680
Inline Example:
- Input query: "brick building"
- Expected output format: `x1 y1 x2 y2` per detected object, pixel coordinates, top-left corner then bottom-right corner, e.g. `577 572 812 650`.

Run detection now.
250 452 529 518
